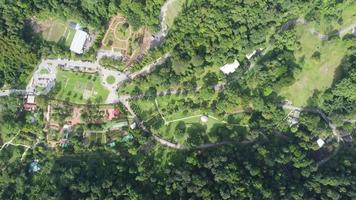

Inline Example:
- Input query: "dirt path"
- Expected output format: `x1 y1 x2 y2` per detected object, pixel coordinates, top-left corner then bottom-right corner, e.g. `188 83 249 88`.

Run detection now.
0 132 43 161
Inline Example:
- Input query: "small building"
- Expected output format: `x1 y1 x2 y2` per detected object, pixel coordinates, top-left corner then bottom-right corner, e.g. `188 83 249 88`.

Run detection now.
106 108 120 121
339 129 353 143
200 115 209 123
69 22 81 30
287 110 300 126
317 138 325 148
122 134 133 143
246 50 257 60
29 160 41 173
246 48 263 60
110 121 128 130
220 60 240 74
70 30 89 54
352 27 356 35
24 95 37 111
130 122 137 129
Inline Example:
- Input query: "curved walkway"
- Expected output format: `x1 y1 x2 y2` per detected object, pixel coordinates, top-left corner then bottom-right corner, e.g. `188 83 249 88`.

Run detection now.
280 104 341 141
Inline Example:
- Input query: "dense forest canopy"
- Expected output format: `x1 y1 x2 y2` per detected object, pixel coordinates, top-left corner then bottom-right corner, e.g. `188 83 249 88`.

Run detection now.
0 0 355 199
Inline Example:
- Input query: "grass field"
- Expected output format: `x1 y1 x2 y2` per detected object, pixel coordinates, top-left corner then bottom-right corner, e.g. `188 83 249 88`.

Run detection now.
36 19 75 47
55 70 109 104
134 93 228 144
154 115 225 144
164 0 186 29
64 28 76 46
280 24 354 106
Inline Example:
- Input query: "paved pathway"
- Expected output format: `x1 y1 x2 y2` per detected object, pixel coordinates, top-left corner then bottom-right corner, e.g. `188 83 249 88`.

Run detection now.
343 119 356 123
0 89 29 97
96 50 123 62
280 104 341 141
1 58 131 104
98 67 128 104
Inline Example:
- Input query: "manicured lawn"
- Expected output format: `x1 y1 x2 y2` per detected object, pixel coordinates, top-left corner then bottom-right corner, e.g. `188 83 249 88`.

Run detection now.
134 94 227 145
106 75 116 84
279 24 354 106
55 69 109 104
153 114 225 145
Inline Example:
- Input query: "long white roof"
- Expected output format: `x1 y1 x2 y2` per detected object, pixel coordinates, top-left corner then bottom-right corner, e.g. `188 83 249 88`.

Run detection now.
220 60 240 74
70 30 88 54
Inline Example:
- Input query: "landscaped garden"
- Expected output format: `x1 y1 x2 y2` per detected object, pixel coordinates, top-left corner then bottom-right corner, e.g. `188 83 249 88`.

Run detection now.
106 75 116 84
101 14 151 63
132 92 247 146
115 22 130 39
54 69 109 104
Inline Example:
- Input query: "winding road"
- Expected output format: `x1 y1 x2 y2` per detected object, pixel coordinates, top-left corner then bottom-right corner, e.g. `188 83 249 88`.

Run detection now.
280 104 341 141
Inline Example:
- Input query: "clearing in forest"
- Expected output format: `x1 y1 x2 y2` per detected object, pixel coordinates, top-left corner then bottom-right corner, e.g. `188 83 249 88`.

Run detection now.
55 69 109 104
163 0 189 29
133 94 244 145
101 14 152 65
31 18 76 46
280 24 355 106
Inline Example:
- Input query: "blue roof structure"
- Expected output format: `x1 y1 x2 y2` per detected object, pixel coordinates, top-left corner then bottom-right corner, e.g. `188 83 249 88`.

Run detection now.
29 161 41 173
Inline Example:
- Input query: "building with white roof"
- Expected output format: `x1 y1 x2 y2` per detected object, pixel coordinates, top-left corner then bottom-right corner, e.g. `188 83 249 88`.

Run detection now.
26 95 35 104
200 115 208 123
220 60 240 74
317 138 325 148
246 50 257 60
70 30 89 54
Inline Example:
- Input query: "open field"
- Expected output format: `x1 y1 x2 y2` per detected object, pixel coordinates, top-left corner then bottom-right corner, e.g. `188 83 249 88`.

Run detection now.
164 0 186 29
133 93 234 145
280 24 355 106
34 18 76 46
64 28 76 46
153 114 225 144
55 70 109 104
